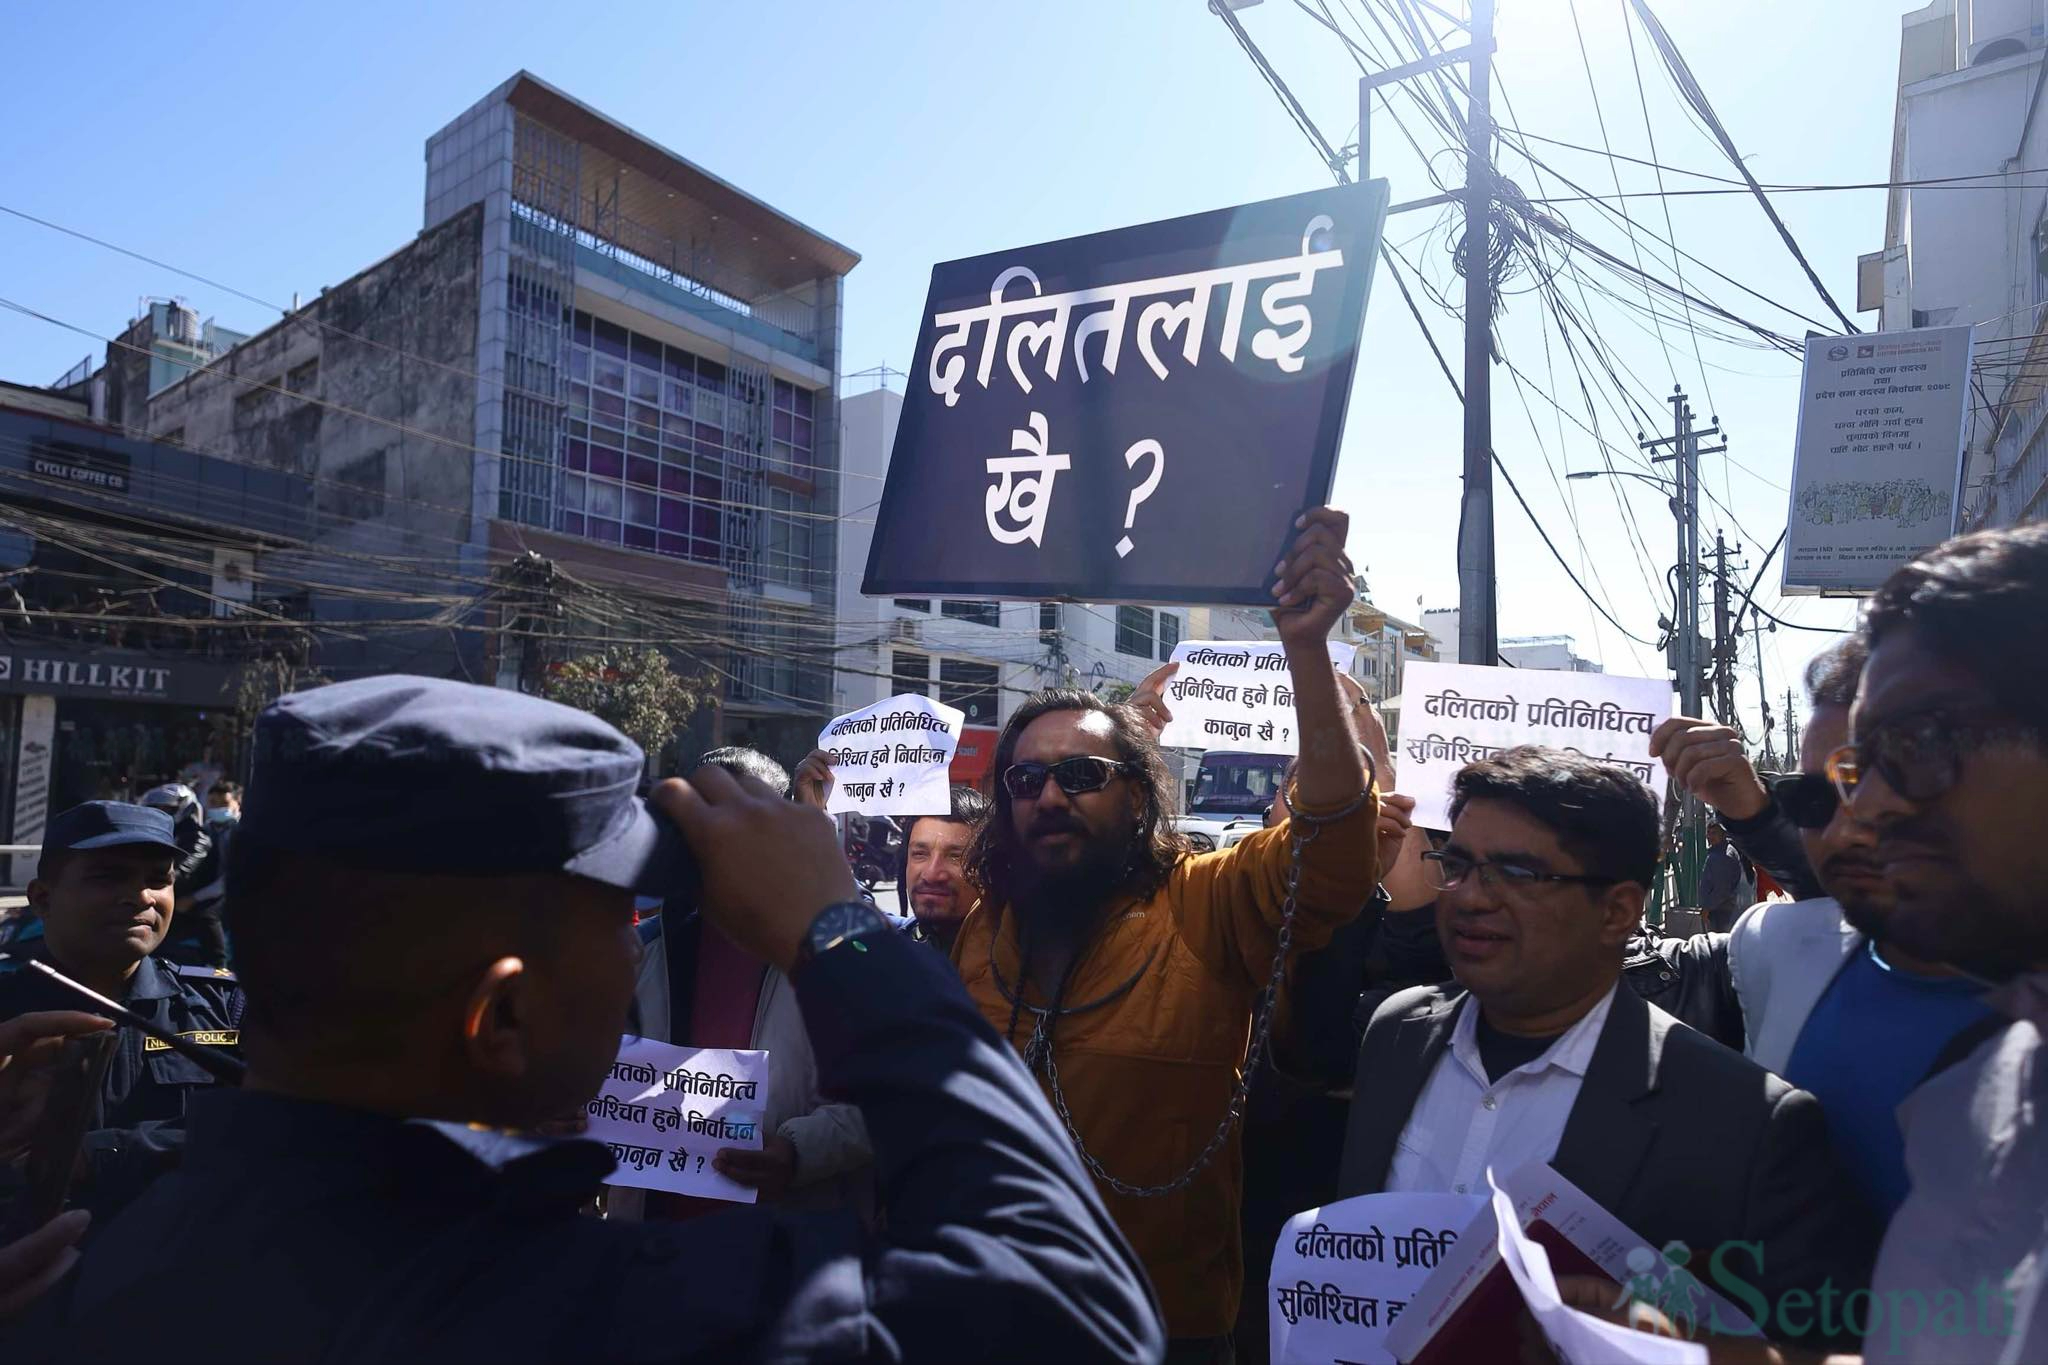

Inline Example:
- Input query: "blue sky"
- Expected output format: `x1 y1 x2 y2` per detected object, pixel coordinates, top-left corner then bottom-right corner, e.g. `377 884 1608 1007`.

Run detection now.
0 0 1923 740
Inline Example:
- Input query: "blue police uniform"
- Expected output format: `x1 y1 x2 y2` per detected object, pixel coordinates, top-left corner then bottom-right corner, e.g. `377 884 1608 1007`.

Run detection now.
0 947 242 1217
0 802 245 1220
17 676 1162 1363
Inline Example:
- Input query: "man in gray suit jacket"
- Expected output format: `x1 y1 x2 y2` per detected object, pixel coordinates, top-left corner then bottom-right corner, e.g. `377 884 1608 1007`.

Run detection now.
1336 748 1875 1347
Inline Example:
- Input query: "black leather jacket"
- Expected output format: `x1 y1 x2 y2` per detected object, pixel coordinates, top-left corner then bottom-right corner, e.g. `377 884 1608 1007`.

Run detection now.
1720 796 1824 902
1623 929 1742 1053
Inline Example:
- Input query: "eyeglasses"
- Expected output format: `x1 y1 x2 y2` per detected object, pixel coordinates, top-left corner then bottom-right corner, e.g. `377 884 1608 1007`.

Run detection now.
1421 850 1619 895
1769 773 1839 831
1001 756 1141 800
1827 709 2036 805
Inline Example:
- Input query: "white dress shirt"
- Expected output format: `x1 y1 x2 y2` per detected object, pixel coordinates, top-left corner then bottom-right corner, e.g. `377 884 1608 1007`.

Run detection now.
1385 983 1620 1195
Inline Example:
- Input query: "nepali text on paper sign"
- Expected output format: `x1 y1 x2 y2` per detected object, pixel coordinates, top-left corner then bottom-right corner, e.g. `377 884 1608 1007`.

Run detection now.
1397 662 1673 832
1268 1191 1484 1365
864 182 1388 606
818 693 964 817
1157 641 1359 757
588 1037 771 1205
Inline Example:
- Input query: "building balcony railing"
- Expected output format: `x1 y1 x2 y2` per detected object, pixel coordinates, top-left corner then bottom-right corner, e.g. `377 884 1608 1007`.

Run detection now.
510 196 821 360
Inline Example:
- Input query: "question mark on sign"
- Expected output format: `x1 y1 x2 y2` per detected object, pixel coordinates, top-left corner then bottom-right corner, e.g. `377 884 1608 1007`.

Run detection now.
1117 439 1165 559
696 1155 705 1173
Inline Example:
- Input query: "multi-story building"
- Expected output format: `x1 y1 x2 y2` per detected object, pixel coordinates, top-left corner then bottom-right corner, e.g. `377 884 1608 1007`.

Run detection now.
98 72 857 765
834 384 1190 786
1859 0 2048 527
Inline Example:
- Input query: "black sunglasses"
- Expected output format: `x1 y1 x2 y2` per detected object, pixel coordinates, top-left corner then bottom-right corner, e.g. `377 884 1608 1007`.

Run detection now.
1002 756 1140 800
1769 773 1839 831
1829 710 2038 806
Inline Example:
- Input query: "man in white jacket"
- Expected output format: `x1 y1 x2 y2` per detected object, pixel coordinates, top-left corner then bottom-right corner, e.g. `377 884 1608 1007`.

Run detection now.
1717 641 1990 1222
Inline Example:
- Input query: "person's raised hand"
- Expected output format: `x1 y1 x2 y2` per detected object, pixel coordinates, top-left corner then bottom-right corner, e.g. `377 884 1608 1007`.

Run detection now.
1272 508 1355 649
1128 662 1179 740
713 1134 797 1200
1375 794 1415 879
791 749 836 812
0 1208 89 1318
1649 717 1768 821
0 1011 113 1160
650 767 858 974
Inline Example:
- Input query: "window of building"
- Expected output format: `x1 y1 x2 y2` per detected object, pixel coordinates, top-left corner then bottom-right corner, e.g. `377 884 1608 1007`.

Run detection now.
319 449 387 523
762 486 814 587
1039 602 1060 636
939 659 1001 726
1116 605 1155 657
891 650 931 698
941 600 1000 627
894 599 931 613
1158 612 1180 661
286 359 320 396
562 309 744 566
234 384 269 423
771 378 816 477
160 428 184 448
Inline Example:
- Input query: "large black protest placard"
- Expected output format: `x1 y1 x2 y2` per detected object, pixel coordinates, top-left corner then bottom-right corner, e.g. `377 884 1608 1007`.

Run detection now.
863 181 1389 606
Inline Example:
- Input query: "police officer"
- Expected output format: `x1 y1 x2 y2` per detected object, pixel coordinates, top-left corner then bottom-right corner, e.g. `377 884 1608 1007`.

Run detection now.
139 784 227 968
30 677 1161 1363
0 802 242 1219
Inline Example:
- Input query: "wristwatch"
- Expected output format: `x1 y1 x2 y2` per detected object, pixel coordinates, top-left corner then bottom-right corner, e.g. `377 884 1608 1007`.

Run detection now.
791 899 894 978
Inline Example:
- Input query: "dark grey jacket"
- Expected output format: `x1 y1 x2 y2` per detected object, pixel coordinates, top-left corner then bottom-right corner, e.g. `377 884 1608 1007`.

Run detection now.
1338 982 1876 1346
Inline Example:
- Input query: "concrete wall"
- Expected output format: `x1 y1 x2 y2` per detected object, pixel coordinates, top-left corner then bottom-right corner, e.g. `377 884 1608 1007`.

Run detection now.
130 206 485 676
140 205 483 558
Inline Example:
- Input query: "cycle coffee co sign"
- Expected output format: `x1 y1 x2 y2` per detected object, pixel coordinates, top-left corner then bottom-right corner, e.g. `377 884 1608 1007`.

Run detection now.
0 646 233 707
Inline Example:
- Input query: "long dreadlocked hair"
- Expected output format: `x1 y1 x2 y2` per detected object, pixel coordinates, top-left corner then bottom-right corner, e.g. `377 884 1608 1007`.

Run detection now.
965 688 1190 1050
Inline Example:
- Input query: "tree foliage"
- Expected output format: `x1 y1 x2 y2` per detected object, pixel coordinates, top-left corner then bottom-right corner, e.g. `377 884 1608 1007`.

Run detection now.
542 646 712 767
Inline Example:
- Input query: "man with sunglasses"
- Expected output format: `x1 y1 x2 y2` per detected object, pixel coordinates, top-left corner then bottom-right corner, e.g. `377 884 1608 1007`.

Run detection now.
1723 640 1989 1226
1337 748 1872 1347
950 507 1378 1364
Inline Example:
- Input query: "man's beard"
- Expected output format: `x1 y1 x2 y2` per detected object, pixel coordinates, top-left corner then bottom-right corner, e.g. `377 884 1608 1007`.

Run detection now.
1012 816 1139 935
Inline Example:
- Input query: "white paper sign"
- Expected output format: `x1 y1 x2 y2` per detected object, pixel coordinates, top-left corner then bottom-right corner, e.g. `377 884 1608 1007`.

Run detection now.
1385 1162 1757 1363
1784 325 1974 595
587 1036 770 1204
818 693 964 816
1269 1192 1485 1365
1157 640 1358 756
1488 1174 1707 1365
1397 661 1670 831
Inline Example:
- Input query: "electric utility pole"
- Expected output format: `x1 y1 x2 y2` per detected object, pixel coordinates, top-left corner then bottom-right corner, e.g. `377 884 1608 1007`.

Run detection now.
1754 607 1777 771
1641 386 1725 916
1709 532 1744 730
1640 386 1723 717
1784 688 1801 764
1453 0 1499 670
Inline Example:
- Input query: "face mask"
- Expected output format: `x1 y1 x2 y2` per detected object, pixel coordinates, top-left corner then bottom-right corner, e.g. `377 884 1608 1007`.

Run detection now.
206 808 238 827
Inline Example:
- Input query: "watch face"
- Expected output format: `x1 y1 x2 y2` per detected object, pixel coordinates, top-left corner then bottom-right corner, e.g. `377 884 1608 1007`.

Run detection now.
809 901 883 958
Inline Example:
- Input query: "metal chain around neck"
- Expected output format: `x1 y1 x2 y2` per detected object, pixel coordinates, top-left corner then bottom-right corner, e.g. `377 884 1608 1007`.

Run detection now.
1022 786 1372 1200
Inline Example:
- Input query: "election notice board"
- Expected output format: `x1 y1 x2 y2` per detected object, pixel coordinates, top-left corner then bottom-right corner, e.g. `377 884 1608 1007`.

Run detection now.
1398 662 1671 832
1784 326 1974 594
864 181 1389 606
